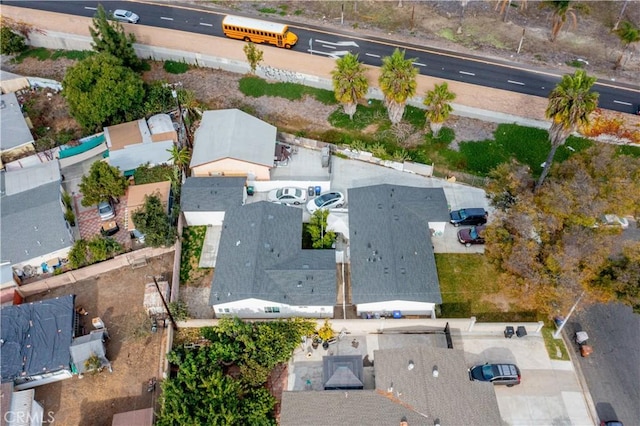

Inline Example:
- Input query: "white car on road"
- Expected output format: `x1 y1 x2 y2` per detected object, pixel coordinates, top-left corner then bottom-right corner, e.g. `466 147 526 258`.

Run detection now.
113 9 139 24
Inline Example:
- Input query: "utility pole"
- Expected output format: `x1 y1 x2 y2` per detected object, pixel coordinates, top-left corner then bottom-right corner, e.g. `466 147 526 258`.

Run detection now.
165 82 192 149
153 276 179 331
553 291 585 339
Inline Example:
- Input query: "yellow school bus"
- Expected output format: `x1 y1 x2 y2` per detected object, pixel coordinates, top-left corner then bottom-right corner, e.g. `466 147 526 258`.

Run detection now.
222 15 298 49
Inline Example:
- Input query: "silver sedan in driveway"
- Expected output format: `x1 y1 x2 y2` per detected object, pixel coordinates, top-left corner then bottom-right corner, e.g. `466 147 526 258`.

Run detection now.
267 187 307 205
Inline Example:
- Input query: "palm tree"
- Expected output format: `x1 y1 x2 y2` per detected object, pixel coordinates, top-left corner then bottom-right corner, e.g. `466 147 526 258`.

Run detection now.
536 70 599 190
423 82 456 138
543 0 589 42
613 20 640 70
167 144 191 178
331 53 369 120
378 48 418 125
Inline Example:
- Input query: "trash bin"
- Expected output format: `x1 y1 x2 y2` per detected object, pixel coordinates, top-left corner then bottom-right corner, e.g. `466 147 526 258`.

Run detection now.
308 186 315 197
504 326 515 338
315 186 321 196
516 326 527 337
246 186 254 196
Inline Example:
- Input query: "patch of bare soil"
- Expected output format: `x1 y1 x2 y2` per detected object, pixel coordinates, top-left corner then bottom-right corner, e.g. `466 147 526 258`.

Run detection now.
449 116 500 150
27 252 174 426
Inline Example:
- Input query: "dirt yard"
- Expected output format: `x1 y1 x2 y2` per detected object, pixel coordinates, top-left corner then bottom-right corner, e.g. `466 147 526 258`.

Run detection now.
26 252 174 426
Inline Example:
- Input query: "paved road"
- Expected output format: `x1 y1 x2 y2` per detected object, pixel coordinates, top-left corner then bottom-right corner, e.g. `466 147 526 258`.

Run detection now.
6 0 640 114
568 303 640 424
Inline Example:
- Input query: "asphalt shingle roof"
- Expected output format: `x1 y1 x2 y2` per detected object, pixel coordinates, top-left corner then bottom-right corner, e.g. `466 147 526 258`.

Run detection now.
0 92 34 151
374 346 502 425
190 109 276 169
210 202 336 306
1 179 72 265
348 185 449 305
180 177 246 212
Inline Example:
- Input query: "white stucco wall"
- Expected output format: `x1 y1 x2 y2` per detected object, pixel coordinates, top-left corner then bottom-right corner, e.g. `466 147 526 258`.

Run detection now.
183 211 225 227
192 158 270 180
213 297 333 319
356 300 436 318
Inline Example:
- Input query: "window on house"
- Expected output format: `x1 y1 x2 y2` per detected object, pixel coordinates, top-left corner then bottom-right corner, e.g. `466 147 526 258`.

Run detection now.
264 306 280 313
224 308 230 313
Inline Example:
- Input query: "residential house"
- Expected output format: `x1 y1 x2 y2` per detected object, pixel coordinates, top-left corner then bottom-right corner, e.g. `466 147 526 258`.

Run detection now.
190 109 276 180
209 202 336 318
126 180 172 231
0 295 76 390
0 92 34 166
104 114 176 176
180 177 247 267
280 346 502 425
0 161 73 284
348 185 449 318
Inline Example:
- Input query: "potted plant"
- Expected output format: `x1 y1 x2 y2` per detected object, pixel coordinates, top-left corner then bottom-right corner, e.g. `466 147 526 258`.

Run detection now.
311 335 321 349
317 319 335 348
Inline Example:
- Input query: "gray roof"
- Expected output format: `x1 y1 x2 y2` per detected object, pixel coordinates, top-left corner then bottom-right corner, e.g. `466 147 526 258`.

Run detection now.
1 295 75 383
323 355 364 390
108 139 174 173
69 330 110 375
1 171 73 265
180 177 246 212
210 202 336 306
2 161 60 196
348 185 449 305
373 346 502 425
190 109 276 169
0 92 34 151
280 391 429 425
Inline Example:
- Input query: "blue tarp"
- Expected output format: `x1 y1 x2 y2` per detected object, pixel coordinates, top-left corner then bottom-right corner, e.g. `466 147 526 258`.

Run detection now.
58 134 106 159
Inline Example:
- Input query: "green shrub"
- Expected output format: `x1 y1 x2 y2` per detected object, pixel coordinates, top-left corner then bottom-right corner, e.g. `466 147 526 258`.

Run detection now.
0 27 27 55
12 47 51 63
64 209 76 226
164 60 189 74
50 49 94 61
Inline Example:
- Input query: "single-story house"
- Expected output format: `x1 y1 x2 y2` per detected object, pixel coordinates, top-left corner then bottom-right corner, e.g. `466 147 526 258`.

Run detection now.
0 92 35 165
104 114 176 176
0 161 73 283
280 346 502 425
126 180 172 231
0 295 76 390
348 185 449 318
210 202 336 318
190 109 276 180
180 177 247 227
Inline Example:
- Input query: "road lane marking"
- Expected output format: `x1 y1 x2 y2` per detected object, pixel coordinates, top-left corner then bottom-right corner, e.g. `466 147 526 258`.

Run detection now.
315 40 359 47
459 71 475 76
365 53 380 58
414 62 426 67
161 17 174 21
199 23 213 27
508 80 525 86
322 45 337 49
613 100 632 106
84 7 97 10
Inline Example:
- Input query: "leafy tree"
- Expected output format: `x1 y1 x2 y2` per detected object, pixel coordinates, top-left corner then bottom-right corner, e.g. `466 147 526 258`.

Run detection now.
87 236 122 262
307 209 336 249
132 194 176 247
536 70 598 190
79 161 128 207
542 0 589 42
486 144 640 317
68 239 90 269
613 20 640 70
423 82 456 138
243 42 264 74
378 48 418 125
62 52 145 132
592 242 640 313
142 81 177 115
0 27 27 54
331 53 369 120
89 4 142 71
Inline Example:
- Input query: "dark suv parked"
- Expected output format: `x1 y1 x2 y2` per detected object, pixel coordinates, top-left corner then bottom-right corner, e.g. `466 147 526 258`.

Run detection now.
450 208 488 227
469 363 521 387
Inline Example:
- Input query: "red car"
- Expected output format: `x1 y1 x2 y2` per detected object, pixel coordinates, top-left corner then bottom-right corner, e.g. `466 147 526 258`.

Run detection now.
457 225 486 247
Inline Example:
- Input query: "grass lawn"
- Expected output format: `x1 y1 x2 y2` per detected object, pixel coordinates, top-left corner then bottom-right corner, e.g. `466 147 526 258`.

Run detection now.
179 226 211 285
